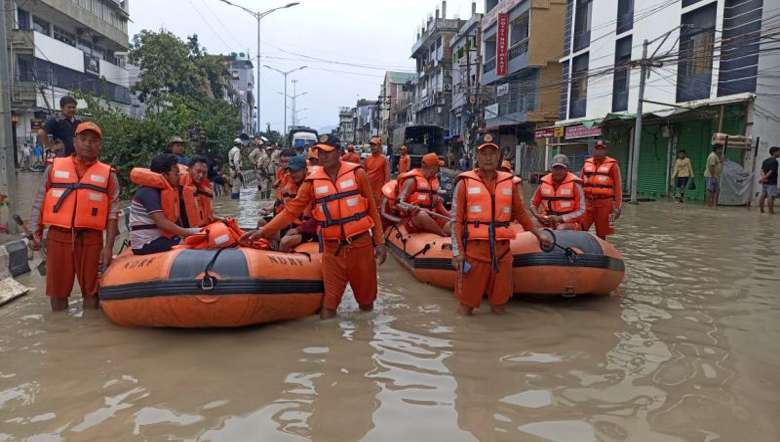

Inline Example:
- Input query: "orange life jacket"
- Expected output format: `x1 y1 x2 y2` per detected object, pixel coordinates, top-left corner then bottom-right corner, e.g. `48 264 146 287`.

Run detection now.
457 170 516 241
342 152 361 164
398 169 439 209
538 172 584 217
41 157 112 230
308 162 374 241
398 154 411 175
130 168 180 237
179 166 213 228
381 180 398 202
274 174 312 224
582 157 618 198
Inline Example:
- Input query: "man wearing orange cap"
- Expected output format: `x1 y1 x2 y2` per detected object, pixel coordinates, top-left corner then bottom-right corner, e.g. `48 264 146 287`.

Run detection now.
398 145 411 175
530 154 585 231
364 136 391 206
395 153 451 236
342 144 361 164
451 134 550 316
244 134 387 319
30 122 121 312
580 140 622 239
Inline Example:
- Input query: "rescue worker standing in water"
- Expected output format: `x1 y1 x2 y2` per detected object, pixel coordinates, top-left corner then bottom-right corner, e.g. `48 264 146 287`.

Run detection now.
451 135 550 316
364 136 391 207
30 122 121 312
244 135 387 319
397 145 411 175
580 141 622 239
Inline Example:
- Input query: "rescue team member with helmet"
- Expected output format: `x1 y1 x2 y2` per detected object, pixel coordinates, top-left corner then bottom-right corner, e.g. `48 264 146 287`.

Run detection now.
397 145 411 175
342 144 361 164
178 155 214 228
30 122 120 312
275 155 319 252
394 153 452 236
530 154 585 231
364 136 391 207
129 154 200 255
244 134 387 320
451 135 550 316
166 135 189 165
580 141 622 239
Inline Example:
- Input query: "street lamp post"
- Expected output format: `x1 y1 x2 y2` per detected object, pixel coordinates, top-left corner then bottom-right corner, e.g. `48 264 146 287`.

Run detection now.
264 65 307 136
218 1 300 135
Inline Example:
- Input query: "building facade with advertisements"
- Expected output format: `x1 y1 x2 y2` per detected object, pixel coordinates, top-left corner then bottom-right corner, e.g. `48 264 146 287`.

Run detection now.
410 2 464 130
480 0 566 160
555 0 779 202
5 0 131 156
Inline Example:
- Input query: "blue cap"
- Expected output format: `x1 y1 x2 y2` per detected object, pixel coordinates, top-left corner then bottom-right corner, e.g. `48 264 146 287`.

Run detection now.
287 155 307 172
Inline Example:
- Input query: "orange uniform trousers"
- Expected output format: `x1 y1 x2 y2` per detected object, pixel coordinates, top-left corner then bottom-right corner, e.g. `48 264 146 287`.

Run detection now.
46 227 103 299
581 198 615 239
456 240 513 309
321 233 378 310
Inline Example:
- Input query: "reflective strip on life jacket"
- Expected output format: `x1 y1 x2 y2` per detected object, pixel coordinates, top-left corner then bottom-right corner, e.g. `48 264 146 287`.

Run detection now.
41 157 112 230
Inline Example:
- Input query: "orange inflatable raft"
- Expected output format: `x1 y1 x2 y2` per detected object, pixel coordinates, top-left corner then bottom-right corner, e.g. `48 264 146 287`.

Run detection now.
385 225 624 296
99 246 324 328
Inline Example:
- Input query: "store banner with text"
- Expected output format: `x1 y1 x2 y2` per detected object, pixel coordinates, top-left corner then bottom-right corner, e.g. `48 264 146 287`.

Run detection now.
497 13 509 77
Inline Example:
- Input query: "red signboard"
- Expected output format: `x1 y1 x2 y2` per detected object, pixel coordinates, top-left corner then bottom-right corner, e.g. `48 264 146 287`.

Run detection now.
534 127 555 139
496 13 509 77
565 125 602 140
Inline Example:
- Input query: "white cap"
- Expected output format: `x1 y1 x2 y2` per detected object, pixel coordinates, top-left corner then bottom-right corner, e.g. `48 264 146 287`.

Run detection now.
233 138 243 145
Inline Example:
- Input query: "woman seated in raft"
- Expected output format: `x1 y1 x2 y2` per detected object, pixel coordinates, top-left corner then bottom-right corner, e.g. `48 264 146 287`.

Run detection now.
129 154 200 255
274 155 318 252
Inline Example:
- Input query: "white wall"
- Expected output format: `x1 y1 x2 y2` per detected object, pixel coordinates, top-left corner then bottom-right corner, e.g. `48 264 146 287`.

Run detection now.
34 31 84 73
99 59 129 87
563 0 737 122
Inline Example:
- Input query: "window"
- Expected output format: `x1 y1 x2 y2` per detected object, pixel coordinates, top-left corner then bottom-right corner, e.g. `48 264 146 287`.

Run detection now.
569 53 589 118
573 0 593 52
616 0 634 34
612 36 632 112
560 60 570 120
510 13 529 46
32 16 50 35
717 0 762 96
16 8 30 30
677 4 716 102
53 26 76 47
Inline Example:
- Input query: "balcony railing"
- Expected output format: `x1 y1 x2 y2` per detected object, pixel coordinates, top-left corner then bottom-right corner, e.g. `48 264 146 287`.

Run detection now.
483 57 496 74
508 39 529 61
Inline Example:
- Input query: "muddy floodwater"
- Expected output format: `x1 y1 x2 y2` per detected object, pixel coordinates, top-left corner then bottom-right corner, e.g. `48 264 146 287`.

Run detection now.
1 174 779 441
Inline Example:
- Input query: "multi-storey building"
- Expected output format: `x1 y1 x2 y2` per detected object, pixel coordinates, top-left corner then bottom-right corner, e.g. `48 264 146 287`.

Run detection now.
354 99 378 145
480 0 566 154
411 1 464 130
379 71 417 147
450 2 486 150
391 76 417 147
338 106 354 144
224 52 255 135
556 0 779 202
5 0 131 151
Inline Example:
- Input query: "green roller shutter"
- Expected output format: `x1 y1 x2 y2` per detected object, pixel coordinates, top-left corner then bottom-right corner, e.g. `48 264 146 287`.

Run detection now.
637 125 671 198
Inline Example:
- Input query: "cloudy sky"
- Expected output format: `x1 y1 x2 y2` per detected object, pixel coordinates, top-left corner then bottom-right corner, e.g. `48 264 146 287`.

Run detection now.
128 0 483 133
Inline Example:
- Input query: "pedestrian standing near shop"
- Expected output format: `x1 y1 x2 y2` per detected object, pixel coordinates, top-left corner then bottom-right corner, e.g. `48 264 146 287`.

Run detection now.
365 136 391 206
38 96 81 158
704 144 724 208
243 134 387 319
451 135 549 316
759 146 780 214
580 141 622 239
29 122 120 312
671 150 694 203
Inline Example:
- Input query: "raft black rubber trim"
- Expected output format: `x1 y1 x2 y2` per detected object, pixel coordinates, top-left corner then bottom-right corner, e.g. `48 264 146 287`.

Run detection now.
388 238 624 271
99 278 324 301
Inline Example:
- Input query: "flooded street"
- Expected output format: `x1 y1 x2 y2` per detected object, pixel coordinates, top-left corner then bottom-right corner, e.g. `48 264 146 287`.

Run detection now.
1 174 779 441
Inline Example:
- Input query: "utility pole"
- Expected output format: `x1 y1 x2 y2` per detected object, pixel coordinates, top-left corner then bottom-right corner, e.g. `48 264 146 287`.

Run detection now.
630 39 649 205
0 2 19 233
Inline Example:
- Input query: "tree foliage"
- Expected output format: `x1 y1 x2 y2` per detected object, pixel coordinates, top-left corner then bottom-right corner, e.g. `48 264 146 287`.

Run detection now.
76 29 241 194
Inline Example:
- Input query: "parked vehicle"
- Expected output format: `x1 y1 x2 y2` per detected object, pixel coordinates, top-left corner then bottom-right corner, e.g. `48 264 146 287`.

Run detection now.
287 126 318 150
